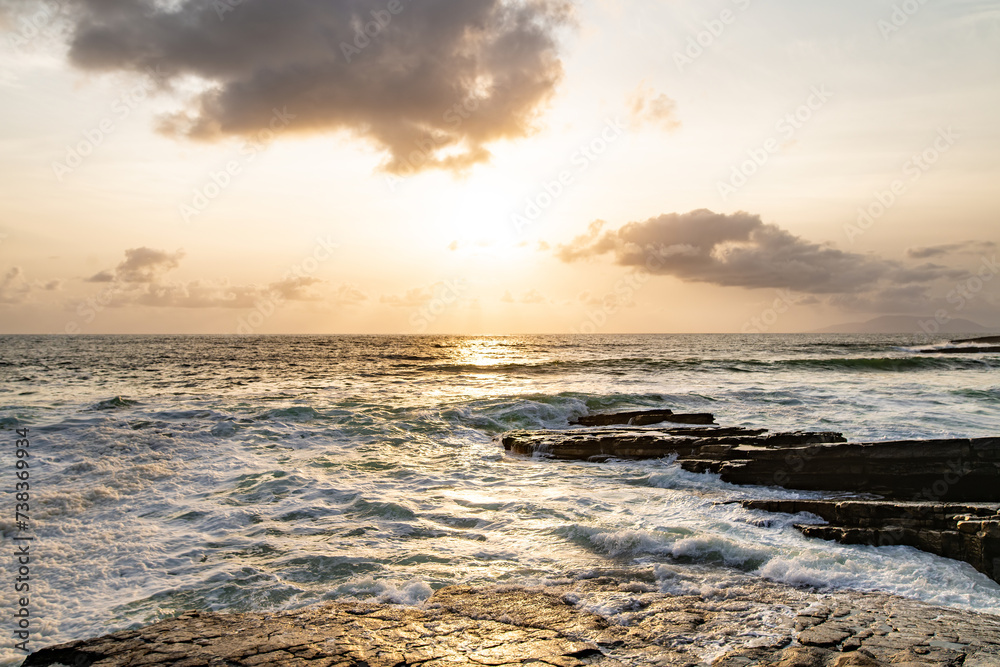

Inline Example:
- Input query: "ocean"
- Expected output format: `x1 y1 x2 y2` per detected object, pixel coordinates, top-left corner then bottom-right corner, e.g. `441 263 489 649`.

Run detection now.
1 334 999 664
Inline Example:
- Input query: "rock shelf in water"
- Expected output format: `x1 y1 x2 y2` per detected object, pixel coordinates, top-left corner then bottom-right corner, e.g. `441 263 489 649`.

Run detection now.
500 409 1000 581
951 335 1000 345
21 572 1000 667
571 409 717 426
500 428 1000 502
741 499 1000 583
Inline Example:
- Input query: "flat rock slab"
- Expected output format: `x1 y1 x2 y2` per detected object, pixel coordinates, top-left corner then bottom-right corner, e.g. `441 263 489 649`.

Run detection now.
501 430 1000 502
918 346 1000 354
501 428 844 461
572 410 717 426
21 573 1000 667
951 336 1000 345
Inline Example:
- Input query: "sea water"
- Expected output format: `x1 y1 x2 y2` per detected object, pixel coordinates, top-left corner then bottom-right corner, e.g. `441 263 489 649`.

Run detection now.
1 334 998 664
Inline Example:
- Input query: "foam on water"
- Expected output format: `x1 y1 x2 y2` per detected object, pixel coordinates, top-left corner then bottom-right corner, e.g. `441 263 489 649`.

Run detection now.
1 334 999 665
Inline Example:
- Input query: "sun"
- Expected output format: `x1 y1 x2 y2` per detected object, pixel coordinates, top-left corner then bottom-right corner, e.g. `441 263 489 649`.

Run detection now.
443 176 528 256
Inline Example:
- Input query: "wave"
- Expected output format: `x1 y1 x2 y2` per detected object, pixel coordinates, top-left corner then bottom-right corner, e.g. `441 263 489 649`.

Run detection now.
92 396 138 410
761 356 1000 372
390 355 1000 375
557 524 771 571
254 406 321 422
950 387 1000 403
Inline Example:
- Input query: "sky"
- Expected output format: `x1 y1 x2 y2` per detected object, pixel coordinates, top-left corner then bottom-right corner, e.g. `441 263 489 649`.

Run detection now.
0 0 998 334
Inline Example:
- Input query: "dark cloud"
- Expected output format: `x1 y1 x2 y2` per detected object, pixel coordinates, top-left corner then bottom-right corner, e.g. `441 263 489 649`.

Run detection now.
88 247 185 284
50 0 572 173
557 209 966 297
85 270 116 283
906 241 997 259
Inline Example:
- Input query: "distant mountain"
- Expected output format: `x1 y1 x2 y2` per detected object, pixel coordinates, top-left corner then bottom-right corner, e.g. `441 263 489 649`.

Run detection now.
811 315 991 334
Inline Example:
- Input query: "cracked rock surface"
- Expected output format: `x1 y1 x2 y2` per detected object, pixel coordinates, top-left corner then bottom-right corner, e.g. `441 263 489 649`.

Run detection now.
21 571 1000 667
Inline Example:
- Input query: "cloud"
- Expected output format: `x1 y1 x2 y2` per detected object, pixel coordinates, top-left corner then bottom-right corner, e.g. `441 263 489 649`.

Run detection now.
0 267 60 304
81 248 333 308
501 288 547 304
906 241 997 259
88 247 185 283
85 270 115 283
627 82 680 132
269 276 325 302
381 286 435 308
129 281 272 309
381 280 466 308
557 209 968 299
48 0 573 174
332 283 369 305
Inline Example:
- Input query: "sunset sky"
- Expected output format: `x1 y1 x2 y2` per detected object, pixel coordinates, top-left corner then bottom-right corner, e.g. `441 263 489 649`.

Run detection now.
1 0 998 334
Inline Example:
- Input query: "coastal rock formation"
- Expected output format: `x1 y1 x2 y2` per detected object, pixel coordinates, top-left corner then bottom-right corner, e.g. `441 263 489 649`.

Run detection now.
21 572 1000 667
952 335 1000 345
741 499 1000 583
922 335 1000 353
500 429 1000 502
501 427 844 460
572 410 717 426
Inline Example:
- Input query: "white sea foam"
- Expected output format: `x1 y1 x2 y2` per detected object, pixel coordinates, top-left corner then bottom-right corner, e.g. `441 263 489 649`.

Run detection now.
1 334 998 665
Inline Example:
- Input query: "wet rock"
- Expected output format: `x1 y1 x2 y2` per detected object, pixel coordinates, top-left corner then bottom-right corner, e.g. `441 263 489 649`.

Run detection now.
951 335 1000 345
501 430 1000 502
501 428 845 462
918 346 1000 354
22 574 1000 667
798 626 853 648
740 500 1000 584
572 410 716 426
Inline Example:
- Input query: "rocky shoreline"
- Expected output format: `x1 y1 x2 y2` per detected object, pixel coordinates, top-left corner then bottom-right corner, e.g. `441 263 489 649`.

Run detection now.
739 500 1000 583
21 571 1000 667
500 426 1000 502
500 409 1000 583
22 407 1000 667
